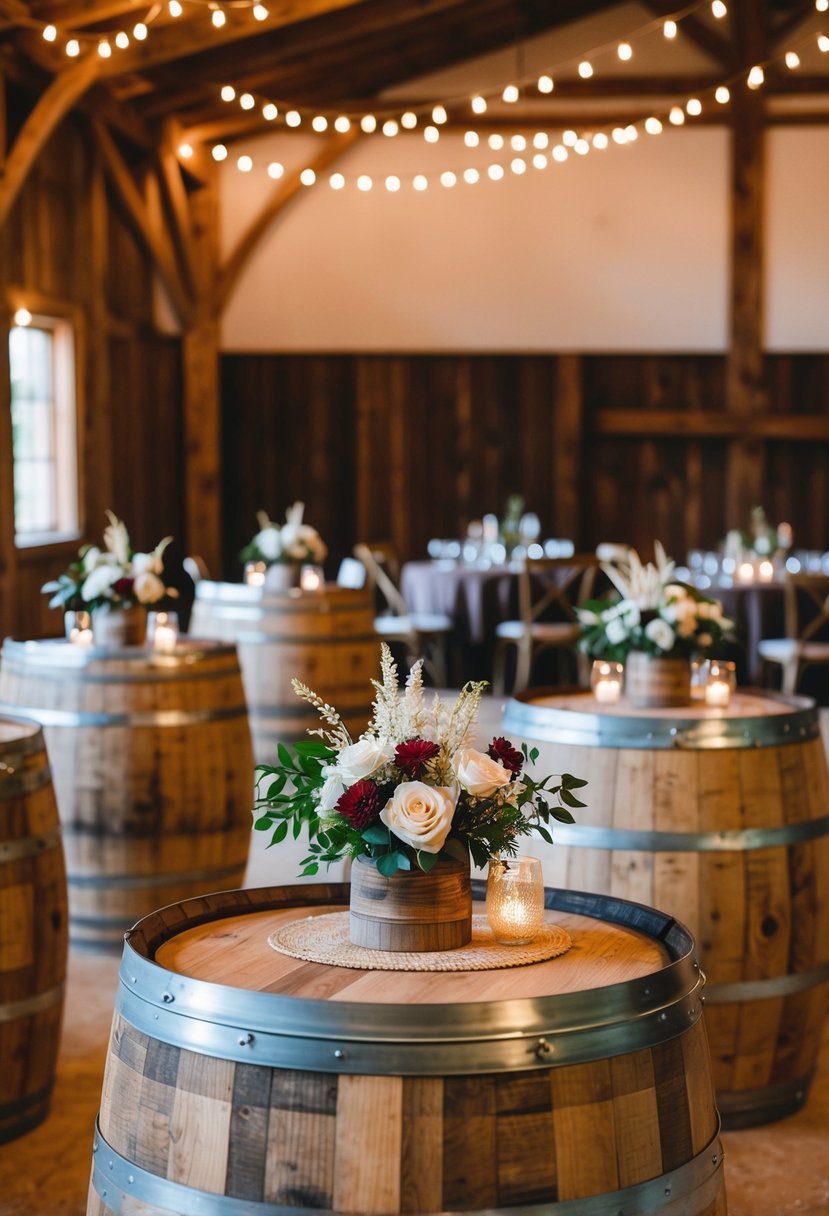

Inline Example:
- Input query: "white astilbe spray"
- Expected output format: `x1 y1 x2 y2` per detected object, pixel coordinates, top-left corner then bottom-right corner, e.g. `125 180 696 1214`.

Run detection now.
602 541 676 611
290 679 352 750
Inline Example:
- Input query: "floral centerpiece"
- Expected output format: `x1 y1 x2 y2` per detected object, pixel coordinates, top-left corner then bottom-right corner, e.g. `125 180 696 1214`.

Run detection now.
722 506 791 561
42 511 177 614
577 543 733 708
240 503 327 568
254 645 585 949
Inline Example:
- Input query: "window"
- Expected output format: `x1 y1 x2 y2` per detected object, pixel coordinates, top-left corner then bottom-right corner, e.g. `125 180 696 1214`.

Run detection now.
8 311 79 544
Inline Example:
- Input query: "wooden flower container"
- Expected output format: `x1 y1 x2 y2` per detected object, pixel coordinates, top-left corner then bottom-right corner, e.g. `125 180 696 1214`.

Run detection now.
349 854 472 951
625 650 692 708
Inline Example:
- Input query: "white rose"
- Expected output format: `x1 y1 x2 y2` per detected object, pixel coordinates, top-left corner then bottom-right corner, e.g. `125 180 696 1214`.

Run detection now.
256 526 283 561
621 603 641 629
644 617 675 652
453 747 512 798
335 736 393 782
133 571 166 604
380 781 456 854
82 545 102 572
664 584 688 601
606 616 629 645
280 522 302 549
317 770 345 812
81 563 121 601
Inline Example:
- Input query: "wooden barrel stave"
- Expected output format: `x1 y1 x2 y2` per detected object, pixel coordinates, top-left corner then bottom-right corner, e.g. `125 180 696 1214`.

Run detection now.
0 643 253 952
189 584 378 760
503 690 829 1127
87 884 726 1216
0 717 68 1142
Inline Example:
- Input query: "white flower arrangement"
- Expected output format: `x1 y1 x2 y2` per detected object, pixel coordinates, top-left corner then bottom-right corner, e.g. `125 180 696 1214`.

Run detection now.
577 542 733 662
42 512 177 611
240 502 327 567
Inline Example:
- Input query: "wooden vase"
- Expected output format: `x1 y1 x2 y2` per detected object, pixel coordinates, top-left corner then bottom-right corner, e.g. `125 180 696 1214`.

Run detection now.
349 854 472 951
625 650 691 708
264 561 301 592
91 604 145 647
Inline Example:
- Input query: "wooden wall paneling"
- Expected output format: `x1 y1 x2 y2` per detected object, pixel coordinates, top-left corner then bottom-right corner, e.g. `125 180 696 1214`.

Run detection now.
553 354 583 542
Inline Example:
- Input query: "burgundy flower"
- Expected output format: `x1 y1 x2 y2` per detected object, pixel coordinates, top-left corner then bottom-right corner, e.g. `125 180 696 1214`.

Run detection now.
336 779 380 831
394 738 440 778
487 736 523 776
113 577 134 595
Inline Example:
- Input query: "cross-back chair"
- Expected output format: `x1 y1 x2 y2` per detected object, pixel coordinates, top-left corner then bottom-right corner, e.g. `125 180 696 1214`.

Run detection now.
352 542 451 685
492 554 598 695
757 573 829 694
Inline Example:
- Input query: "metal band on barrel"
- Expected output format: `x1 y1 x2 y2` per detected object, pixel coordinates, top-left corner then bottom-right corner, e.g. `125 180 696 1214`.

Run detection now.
90 1119 725 1216
0 763 54 801
0 655 239 684
0 824 62 862
68 861 245 890
0 705 247 728
549 815 829 853
503 695 819 750
0 983 65 1023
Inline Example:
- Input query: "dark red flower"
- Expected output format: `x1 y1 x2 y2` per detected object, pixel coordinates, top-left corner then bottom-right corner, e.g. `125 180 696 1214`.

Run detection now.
487 736 523 775
113 577 134 595
336 779 380 830
394 738 440 778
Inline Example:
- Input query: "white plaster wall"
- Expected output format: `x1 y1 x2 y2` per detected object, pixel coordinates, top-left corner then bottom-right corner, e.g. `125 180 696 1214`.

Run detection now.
219 127 731 353
766 127 829 351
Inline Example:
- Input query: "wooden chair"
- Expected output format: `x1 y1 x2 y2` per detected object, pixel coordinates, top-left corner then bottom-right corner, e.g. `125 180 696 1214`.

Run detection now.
183 555 210 584
757 573 829 694
352 542 451 685
492 554 598 695
336 556 367 589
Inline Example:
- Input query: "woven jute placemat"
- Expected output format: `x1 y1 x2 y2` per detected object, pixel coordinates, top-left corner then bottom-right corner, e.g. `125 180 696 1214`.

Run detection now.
268 912 572 971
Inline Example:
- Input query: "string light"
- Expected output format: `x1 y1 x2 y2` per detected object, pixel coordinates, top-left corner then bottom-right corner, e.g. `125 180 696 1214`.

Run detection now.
817 0 828 10
664 19 678 38
617 42 632 60
300 168 316 185
819 34 829 50
115 31 130 48
334 115 351 132
382 119 399 136
178 142 193 158
312 115 329 131
464 131 479 147
169 0 183 15
211 8 226 28
532 153 547 169
253 4 268 19
360 115 377 133
669 105 685 124
537 75 554 93
488 134 505 149
511 134 527 150
212 144 228 161
330 173 345 190
413 175 428 191
711 0 727 16
240 93 256 110
715 85 730 103
42 24 57 41
432 105 448 124
424 126 440 143
401 112 418 129
578 61 593 78
263 103 278 120
14 308 32 327
686 97 702 115
464 167 480 183
511 158 527 174
533 132 549 149
471 95 488 114
357 175 372 192
221 85 236 101
133 22 147 40
285 110 301 127
441 170 457 186
237 154 253 171
785 50 800 68
385 174 401 191
488 164 505 180
645 116 663 134
552 146 568 162
97 40 112 58
574 139 590 155
267 161 283 178
592 133 609 149
747 64 764 89
502 84 519 103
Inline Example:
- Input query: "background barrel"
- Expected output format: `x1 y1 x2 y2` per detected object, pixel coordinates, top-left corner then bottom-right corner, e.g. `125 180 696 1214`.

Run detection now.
0 715 67 1142
0 640 253 951
190 582 378 762
503 688 829 1128
88 884 725 1216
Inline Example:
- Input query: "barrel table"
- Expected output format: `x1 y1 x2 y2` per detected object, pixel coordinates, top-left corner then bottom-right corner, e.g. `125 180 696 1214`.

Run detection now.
0 639 253 951
87 883 726 1216
503 689 829 1127
0 714 67 1141
189 582 378 762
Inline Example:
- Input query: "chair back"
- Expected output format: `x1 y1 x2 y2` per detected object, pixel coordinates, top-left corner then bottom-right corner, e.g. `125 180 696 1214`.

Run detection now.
517 554 598 629
336 557 367 590
184 555 210 584
353 543 408 617
784 573 829 643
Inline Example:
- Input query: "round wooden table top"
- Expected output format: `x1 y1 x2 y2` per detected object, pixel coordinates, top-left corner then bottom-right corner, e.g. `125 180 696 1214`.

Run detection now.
155 902 669 1005
525 688 794 719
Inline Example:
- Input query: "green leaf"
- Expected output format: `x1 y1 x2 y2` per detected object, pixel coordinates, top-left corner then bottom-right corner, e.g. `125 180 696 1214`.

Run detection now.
530 747 540 762
294 740 334 758
442 836 470 865
376 852 402 877
416 850 439 873
362 823 391 845
562 773 588 789
535 824 554 844
267 775 287 797
560 789 586 809
301 862 319 876
552 808 576 824
277 742 294 770
253 815 273 831
269 820 289 845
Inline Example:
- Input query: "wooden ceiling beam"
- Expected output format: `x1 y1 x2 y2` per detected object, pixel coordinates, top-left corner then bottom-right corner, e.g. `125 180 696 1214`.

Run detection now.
769 0 818 49
30 0 163 25
0 51 100 229
638 0 732 67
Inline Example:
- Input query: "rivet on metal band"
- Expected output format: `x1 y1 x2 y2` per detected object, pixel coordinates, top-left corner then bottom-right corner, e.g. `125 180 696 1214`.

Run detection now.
0 763 54 801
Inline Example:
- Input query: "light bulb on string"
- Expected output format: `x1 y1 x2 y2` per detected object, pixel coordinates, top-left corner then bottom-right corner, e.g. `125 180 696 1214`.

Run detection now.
785 51 800 69
285 110 301 127
818 0 829 11
440 170 457 187
574 139 590 155
463 167 479 184
612 127 628 144
432 105 448 124
747 64 764 89
532 153 547 169
413 175 428 191
511 158 527 174
333 115 350 131
267 161 283 178
253 4 268 19
715 85 730 103
533 132 549 149
237 155 253 172
401 112 417 129
134 23 148 39
488 163 505 180
66 39 80 56
357 175 373 191
240 93 255 110
212 144 228 161
263 103 278 120
578 60 593 78
537 74 554 93
471 95 487 114
360 115 377 133
221 85 236 101
551 145 568 162
211 8 226 28
711 0 727 16
382 119 399 136
98 40 112 57
669 105 685 124
645 116 663 134
592 132 609 149
115 31 130 48
664 19 677 38
385 176 403 195
511 134 527 151
312 115 328 131
617 42 632 60
502 84 519 102
330 173 345 190
43 24 57 41
686 98 702 116
299 168 316 186
14 308 32 327
178 143 193 158
819 34 829 51
424 125 440 143
563 129 578 147
464 131 479 147
488 133 504 150
169 0 183 15
624 125 638 142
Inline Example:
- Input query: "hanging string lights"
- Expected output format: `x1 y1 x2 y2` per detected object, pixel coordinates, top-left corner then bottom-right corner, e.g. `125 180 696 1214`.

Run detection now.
204 0 828 194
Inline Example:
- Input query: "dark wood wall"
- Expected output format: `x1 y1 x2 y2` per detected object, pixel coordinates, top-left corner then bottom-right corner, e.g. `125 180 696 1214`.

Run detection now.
0 103 185 641
220 352 829 578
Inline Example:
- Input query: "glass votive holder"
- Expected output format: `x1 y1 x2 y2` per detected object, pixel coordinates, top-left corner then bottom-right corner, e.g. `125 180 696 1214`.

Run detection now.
705 659 736 708
146 610 179 652
244 560 267 586
486 856 545 945
591 660 624 705
757 559 774 582
66 609 93 646
690 658 710 701
300 564 324 592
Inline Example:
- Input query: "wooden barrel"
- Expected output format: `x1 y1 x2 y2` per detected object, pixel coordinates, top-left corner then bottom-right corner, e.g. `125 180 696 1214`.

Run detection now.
189 582 378 762
0 639 253 952
87 884 726 1216
0 715 68 1142
503 688 829 1128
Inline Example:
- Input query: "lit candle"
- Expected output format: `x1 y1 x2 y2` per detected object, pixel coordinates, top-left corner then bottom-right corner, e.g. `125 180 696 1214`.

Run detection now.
591 660 623 704
300 565 323 592
757 559 774 582
705 659 736 708
153 624 177 652
68 610 93 646
705 679 731 707
486 856 545 944
147 610 179 652
245 561 267 586
737 561 755 583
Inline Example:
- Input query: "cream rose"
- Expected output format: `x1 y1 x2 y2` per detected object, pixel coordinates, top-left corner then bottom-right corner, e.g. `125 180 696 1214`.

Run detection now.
380 781 455 853
335 736 392 782
133 570 166 604
255 526 283 562
81 562 121 602
453 747 513 798
644 617 675 651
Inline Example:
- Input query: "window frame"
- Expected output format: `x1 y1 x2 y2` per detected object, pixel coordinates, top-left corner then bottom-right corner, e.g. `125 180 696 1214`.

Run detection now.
6 292 86 555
